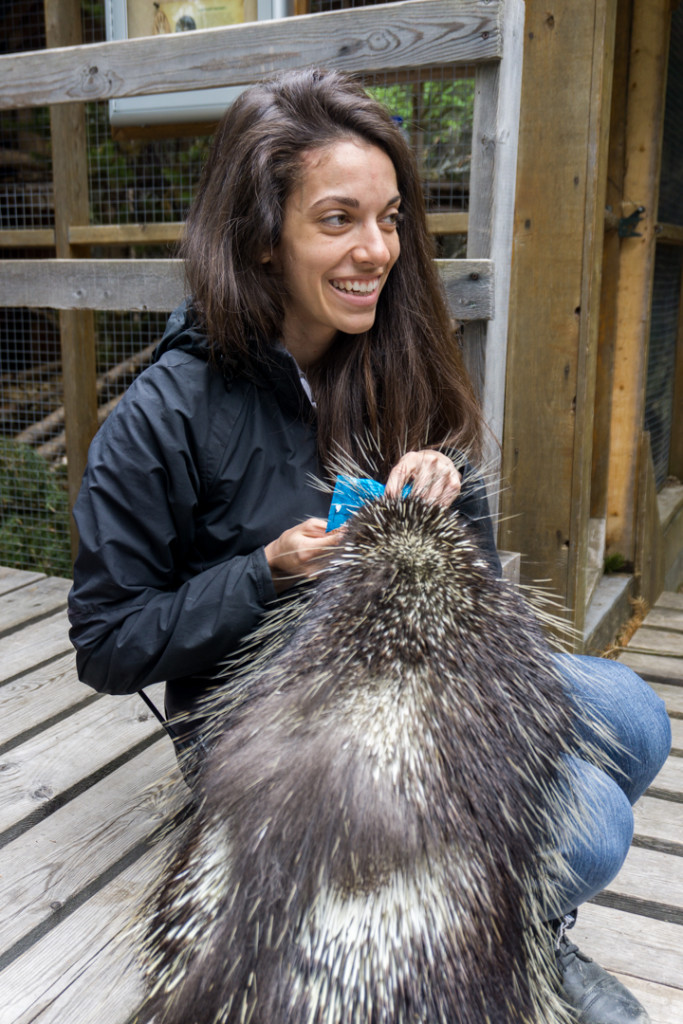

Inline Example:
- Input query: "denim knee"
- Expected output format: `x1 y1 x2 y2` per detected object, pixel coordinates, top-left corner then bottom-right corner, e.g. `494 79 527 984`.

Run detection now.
552 653 671 804
548 756 635 919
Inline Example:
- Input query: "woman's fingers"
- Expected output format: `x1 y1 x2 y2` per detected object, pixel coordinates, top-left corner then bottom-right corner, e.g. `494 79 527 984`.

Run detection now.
264 517 343 585
385 451 461 507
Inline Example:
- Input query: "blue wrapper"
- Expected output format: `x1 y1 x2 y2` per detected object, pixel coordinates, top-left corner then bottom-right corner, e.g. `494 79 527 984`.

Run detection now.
326 475 411 531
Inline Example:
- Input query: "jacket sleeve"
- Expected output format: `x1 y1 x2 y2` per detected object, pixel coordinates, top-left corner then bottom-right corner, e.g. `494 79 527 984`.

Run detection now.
67 362 277 696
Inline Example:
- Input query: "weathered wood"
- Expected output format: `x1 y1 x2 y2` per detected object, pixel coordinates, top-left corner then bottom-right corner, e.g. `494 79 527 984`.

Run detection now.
0 229 55 248
0 849 157 1024
626 626 683 659
656 222 683 245
500 0 618 631
425 212 469 234
573 903 683 991
605 0 671 560
1 653 90 746
650 681 683 713
617 651 683 687
603 844 683 913
0 686 165 837
590 0 632 523
610 976 683 1024
568 0 618 630
0 610 73 684
656 591 683 612
0 568 46 596
0 741 182 956
636 432 664 608
646 756 683 801
0 258 495 320
68 222 184 246
0 576 71 638
633 792 683 850
45 0 99 553
643 606 683 633
463 0 524 524
0 1 503 111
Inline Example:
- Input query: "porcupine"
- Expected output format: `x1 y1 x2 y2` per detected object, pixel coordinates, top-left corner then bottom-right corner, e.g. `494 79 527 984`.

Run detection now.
139 489 594 1024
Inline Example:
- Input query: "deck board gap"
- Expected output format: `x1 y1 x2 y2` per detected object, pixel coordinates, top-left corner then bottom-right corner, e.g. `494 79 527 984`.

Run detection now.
0 693 102 757
592 891 683 927
0 603 69 642
0 732 165 851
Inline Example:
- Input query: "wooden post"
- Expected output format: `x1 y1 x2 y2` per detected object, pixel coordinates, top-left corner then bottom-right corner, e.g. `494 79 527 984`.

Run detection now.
605 0 671 563
670 260 683 479
499 0 618 640
44 0 98 558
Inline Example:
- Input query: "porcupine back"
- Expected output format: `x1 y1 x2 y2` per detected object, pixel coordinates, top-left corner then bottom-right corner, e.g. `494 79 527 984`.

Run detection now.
140 494 583 1024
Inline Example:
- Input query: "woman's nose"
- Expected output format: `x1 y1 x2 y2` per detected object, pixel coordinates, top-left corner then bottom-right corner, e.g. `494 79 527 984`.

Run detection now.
352 223 392 266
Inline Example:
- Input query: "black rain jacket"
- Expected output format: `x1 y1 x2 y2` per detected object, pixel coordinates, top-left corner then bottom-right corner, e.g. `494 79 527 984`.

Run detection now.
68 302 501 727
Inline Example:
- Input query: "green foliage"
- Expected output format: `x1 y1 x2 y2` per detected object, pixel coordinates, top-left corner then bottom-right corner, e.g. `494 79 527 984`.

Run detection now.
604 552 627 574
0 439 71 577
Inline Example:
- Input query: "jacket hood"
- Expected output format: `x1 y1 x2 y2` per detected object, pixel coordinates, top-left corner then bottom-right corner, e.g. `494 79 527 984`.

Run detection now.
154 301 211 363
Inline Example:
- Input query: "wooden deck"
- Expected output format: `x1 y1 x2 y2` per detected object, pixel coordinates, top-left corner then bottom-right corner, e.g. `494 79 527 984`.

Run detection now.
0 566 681 1023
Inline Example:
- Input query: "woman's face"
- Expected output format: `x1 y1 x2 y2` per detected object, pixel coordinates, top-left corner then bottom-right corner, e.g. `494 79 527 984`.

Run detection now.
274 138 401 368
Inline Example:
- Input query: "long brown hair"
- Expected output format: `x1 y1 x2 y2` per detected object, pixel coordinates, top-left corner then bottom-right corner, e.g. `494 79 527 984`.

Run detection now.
182 68 482 476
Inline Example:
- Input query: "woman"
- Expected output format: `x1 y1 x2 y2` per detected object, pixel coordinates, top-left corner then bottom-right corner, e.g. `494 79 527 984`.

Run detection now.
68 69 668 1023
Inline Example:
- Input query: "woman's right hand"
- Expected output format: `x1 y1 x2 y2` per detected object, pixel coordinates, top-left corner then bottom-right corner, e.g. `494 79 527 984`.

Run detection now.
264 518 343 593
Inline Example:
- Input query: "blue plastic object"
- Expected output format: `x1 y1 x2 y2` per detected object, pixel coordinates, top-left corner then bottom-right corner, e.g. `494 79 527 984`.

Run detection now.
326 474 411 531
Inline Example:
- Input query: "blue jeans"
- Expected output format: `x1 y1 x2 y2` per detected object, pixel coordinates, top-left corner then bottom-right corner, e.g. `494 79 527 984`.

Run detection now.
547 654 671 919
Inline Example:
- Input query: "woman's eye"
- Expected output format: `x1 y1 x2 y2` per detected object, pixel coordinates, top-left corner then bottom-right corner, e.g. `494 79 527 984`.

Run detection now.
382 211 401 227
322 213 349 228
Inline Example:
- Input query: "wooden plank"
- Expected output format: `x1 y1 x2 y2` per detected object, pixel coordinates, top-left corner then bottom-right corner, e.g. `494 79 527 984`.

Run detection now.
0 685 166 837
0 0 503 111
69 222 184 246
656 591 683 612
573 902 683 991
0 229 55 248
616 651 683 688
425 211 469 235
610 976 683 1024
0 653 94 746
670 717 683 751
0 610 73 684
650 682 683 714
600 845 683 915
0 576 71 638
0 610 73 683
633 794 683 851
0 568 46 596
0 849 158 1024
646 756 683 801
656 222 683 245
643 606 683 632
499 0 618 624
45 0 99 553
605 0 671 560
0 257 495 320
0 741 183 956
627 627 683 659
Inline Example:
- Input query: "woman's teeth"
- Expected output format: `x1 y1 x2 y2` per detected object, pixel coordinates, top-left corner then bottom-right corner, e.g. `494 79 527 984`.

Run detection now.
331 279 379 294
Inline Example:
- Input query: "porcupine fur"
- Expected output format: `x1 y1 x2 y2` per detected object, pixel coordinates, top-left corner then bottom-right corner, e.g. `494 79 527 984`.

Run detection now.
139 491 597 1024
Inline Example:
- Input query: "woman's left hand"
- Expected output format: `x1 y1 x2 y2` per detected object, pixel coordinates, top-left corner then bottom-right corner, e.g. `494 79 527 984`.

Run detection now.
385 450 461 507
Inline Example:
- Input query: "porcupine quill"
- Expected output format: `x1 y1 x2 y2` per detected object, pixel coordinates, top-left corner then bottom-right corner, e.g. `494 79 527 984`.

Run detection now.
136 479 610 1024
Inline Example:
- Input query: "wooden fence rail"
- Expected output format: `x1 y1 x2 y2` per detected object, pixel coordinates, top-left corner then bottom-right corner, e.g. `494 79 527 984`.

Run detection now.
0 0 502 109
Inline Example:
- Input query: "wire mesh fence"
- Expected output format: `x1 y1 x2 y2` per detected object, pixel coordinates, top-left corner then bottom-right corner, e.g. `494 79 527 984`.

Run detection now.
0 0 475 577
648 2 683 490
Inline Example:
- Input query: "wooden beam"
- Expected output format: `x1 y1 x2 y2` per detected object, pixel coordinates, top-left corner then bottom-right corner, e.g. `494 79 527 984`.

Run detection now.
45 0 99 557
500 0 618 637
0 258 494 320
68 223 184 246
591 0 632 524
657 222 683 245
0 1 503 111
605 0 671 561
0 228 56 248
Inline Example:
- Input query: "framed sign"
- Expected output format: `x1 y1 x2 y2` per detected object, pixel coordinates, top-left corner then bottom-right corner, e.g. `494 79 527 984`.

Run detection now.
104 0 294 125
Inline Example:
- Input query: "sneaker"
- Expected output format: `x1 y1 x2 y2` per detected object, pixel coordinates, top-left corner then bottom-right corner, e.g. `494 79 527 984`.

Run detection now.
555 917 651 1023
